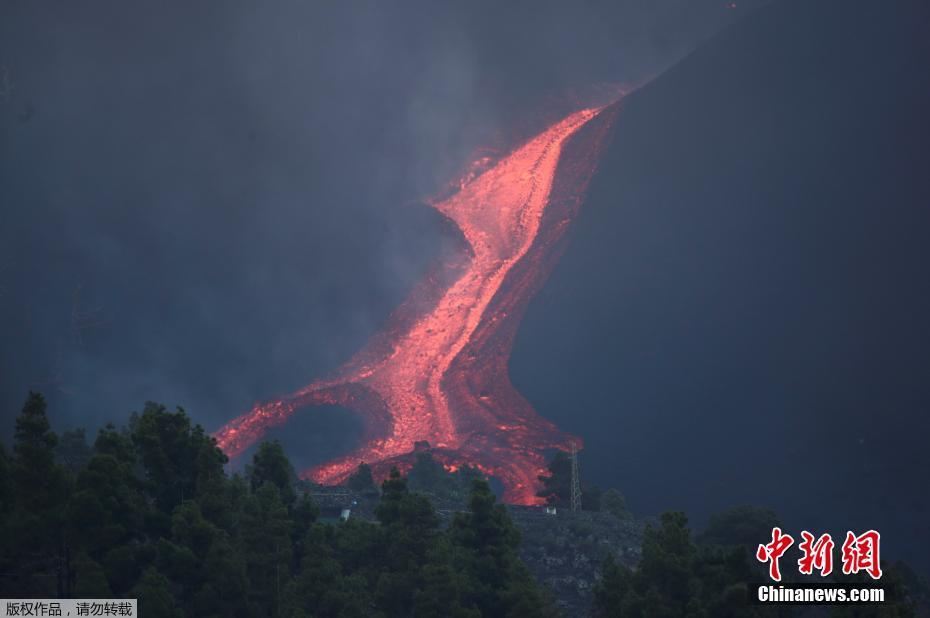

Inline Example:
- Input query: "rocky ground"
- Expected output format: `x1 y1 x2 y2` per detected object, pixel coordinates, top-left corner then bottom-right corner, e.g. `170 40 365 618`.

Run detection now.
301 480 647 616
508 506 643 616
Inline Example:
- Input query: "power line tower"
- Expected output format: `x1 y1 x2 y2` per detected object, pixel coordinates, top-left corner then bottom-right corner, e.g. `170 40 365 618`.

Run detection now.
570 441 582 513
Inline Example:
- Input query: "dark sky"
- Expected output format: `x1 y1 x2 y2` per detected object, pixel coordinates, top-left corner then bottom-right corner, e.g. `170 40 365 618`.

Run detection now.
4 0 928 571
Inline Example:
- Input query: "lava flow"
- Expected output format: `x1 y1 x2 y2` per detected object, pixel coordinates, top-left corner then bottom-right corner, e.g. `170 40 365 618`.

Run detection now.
214 98 620 504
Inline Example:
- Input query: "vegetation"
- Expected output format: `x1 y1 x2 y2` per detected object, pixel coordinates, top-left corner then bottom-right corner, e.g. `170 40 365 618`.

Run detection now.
0 392 555 617
592 510 928 618
536 450 630 518
536 451 572 506
406 450 484 503
2 393 926 617
345 462 377 496
593 511 769 617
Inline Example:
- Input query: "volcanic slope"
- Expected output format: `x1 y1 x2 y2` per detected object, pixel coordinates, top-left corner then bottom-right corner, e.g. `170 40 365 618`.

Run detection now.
511 0 930 569
216 102 620 504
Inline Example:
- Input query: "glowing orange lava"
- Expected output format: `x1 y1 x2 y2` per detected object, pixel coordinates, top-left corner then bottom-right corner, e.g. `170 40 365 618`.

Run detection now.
214 99 620 504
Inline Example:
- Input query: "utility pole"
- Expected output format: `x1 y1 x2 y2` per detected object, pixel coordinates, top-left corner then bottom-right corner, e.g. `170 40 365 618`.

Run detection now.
570 441 581 513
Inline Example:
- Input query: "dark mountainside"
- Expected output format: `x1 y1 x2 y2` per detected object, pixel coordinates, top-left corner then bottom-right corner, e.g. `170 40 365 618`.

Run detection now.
512 0 930 572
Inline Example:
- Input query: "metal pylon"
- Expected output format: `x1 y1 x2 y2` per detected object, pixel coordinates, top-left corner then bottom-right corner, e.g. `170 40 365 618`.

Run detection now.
570 441 581 513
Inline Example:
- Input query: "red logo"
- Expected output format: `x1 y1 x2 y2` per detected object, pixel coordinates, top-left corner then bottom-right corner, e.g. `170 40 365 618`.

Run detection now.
841 530 882 580
757 528 882 581
797 531 834 576
756 527 794 582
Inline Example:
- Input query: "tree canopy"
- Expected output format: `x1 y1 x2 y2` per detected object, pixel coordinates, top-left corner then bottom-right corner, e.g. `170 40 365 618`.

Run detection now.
0 393 556 617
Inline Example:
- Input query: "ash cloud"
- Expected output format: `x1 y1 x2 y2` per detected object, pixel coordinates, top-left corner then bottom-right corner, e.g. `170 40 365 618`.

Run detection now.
0 0 756 437
4 0 929 578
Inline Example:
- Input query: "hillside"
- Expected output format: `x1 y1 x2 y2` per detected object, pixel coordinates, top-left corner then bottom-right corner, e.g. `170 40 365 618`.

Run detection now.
512 0 930 570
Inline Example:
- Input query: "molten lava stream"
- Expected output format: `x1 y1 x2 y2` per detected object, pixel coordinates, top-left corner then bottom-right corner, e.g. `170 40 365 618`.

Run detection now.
214 100 620 504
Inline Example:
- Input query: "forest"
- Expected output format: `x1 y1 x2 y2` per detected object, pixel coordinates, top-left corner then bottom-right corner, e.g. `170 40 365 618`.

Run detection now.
0 392 925 617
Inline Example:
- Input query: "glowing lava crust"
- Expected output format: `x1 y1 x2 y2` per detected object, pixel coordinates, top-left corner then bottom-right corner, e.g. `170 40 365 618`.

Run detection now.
214 100 620 504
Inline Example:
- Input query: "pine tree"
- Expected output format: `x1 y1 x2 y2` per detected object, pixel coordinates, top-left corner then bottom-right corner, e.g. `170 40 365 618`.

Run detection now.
290 492 319 570
4 392 72 597
593 510 775 617
283 524 376 618
131 567 184 618
592 554 633 617
67 425 148 564
66 440 151 595
12 392 66 513
536 451 571 506
192 533 254 618
131 402 226 514
451 479 553 617
372 468 441 615
56 428 93 476
240 483 293 616
71 552 114 598
247 441 296 508
0 441 10 514
601 488 632 520
407 451 457 498
346 462 377 495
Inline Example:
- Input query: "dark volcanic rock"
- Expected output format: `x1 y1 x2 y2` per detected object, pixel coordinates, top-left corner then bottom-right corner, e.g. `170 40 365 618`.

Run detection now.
509 506 643 617
511 0 930 572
